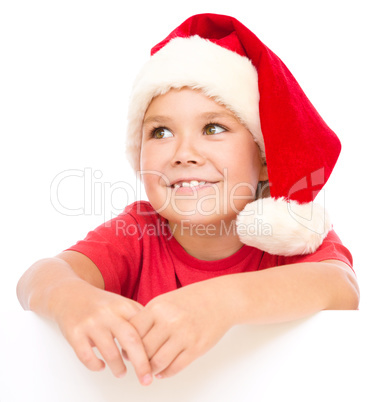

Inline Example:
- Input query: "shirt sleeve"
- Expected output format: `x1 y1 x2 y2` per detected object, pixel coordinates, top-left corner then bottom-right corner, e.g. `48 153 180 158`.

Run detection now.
65 206 144 297
276 230 354 271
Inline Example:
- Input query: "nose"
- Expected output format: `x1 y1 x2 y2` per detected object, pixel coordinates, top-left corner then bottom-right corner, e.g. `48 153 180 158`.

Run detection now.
171 137 205 167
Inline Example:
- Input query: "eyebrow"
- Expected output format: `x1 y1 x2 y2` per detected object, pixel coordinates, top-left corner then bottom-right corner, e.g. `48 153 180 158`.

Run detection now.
143 115 173 126
200 111 240 122
143 111 239 126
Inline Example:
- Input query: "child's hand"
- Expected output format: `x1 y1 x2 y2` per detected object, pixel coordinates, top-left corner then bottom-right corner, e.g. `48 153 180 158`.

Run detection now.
129 280 234 379
53 283 153 386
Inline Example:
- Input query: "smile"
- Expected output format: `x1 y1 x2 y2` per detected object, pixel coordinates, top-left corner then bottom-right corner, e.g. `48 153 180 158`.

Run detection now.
168 179 219 192
172 180 208 189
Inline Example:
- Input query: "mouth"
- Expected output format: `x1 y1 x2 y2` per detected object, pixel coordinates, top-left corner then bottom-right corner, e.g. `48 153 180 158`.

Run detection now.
169 179 218 190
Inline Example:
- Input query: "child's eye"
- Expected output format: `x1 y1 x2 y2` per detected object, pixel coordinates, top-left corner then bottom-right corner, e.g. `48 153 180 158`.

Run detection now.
204 124 226 135
152 127 173 139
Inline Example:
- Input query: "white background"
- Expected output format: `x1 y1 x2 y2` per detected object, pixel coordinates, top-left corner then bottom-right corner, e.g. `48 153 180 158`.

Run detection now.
2 310 373 401
1 1 373 401
1 0 372 339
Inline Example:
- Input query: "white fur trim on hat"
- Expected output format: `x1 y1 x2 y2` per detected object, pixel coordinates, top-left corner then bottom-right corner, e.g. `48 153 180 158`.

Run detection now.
236 197 332 256
126 35 264 172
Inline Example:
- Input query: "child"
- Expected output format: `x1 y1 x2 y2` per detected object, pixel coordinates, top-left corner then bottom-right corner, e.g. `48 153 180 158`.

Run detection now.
17 13 359 387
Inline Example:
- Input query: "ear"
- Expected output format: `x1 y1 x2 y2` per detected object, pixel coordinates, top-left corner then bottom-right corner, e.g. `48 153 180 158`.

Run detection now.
259 162 268 182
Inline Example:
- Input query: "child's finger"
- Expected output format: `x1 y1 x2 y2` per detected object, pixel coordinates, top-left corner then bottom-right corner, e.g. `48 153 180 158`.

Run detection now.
91 332 128 378
148 336 185 375
129 310 154 338
114 323 153 386
141 323 170 359
72 337 106 373
155 350 193 379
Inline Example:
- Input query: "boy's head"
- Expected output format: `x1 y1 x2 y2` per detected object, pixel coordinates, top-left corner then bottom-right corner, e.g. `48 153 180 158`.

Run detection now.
127 34 265 173
125 13 341 256
140 87 268 228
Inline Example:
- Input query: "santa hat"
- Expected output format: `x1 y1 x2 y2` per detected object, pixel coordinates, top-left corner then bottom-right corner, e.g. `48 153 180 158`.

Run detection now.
126 13 341 256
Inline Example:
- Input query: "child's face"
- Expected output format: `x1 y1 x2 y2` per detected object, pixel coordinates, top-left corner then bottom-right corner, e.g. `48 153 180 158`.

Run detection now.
140 88 267 228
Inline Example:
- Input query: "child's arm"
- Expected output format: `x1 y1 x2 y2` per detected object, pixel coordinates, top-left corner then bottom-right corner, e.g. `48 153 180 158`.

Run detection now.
16 252 153 386
130 260 359 379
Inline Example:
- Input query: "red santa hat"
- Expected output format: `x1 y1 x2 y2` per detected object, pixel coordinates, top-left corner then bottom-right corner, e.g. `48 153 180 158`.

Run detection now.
126 13 341 256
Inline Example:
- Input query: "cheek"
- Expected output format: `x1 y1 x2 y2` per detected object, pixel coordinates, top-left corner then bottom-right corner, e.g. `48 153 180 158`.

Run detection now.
141 173 163 194
224 147 261 209
140 171 172 213
140 142 171 174
227 146 261 185
229 183 256 213
140 143 153 171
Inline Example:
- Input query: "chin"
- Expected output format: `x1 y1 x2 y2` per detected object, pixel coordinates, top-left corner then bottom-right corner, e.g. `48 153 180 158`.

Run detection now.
164 207 236 229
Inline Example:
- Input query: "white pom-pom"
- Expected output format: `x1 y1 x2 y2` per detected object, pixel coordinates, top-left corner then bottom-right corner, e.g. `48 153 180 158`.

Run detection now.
236 197 332 256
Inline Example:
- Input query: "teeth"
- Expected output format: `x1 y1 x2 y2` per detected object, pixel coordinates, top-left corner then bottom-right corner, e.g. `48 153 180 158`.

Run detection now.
173 180 209 188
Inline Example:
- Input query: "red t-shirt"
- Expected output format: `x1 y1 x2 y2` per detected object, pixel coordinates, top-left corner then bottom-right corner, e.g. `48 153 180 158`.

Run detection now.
66 201 353 306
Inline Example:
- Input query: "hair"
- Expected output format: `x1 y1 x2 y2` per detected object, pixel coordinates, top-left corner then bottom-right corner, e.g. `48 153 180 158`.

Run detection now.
256 178 270 199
